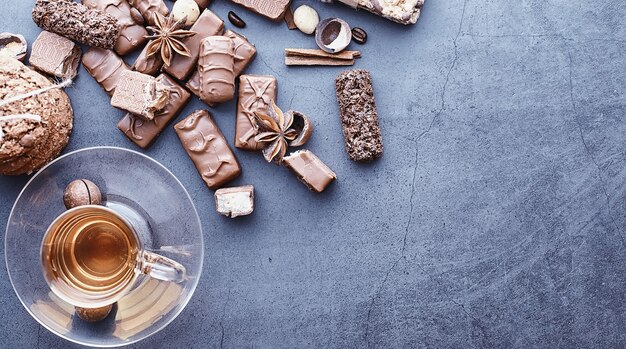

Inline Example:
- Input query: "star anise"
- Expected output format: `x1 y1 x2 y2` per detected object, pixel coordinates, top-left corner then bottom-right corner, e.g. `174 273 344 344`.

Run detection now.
146 13 196 67
253 101 299 164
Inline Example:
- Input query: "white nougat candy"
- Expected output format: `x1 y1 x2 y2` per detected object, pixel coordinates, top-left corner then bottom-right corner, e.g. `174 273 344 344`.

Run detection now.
214 185 254 218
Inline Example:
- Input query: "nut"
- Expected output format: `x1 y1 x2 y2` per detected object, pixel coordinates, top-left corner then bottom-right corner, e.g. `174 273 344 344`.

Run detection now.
287 111 314 147
351 27 367 44
293 5 319 35
315 18 352 53
63 179 102 209
228 11 246 28
0 33 27 62
172 0 200 26
75 304 113 322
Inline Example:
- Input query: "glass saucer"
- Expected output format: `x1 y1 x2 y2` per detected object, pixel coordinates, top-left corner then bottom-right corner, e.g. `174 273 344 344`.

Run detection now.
5 147 204 347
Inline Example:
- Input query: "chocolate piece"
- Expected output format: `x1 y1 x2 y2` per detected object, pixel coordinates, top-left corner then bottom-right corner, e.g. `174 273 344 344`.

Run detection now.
132 41 163 75
335 69 383 162
127 0 169 26
0 33 27 62
82 48 131 96
284 6 297 30
228 0 291 21
228 11 246 28
214 185 254 218
118 73 191 148
32 0 120 49
283 150 336 193
30 31 81 79
235 75 277 150
334 0 424 25
175 110 241 189
82 0 148 56
198 36 236 104
164 9 224 80
111 70 170 120
192 0 211 8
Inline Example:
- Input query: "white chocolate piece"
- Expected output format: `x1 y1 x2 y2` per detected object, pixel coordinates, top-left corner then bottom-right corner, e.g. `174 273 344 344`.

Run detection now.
293 5 319 35
214 185 254 218
172 0 200 26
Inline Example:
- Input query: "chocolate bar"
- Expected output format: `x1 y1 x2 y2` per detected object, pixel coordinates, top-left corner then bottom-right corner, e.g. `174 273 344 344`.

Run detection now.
118 74 190 149
132 42 163 75
195 0 211 8
228 0 291 21
175 110 241 189
82 0 148 56
82 48 131 96
164 9 224 80
197 36 235 104
335 69 383 162
30 31 81 79
111 70 170 120
283 150 336 193
235 75 277 150
214 185 254 218
32 0 120 49
333 0 424 25
127 0 169 26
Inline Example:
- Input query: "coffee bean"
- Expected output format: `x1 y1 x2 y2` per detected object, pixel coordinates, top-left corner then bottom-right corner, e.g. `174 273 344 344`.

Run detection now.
352 27 368 45
228 11 246 28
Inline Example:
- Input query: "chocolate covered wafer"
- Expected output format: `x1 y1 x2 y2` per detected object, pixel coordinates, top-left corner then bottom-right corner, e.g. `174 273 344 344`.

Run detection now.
283 150 336 193
198 36 235 104
118 74 190 148
228 0 291 21
32 0 120 50
30 31 81 79
82 48 131 96
335 69 383 162
111 70 170 120
164 9 224 80
128 0 169 26
235 75 277 150
175 110 241 189
82 0 148 56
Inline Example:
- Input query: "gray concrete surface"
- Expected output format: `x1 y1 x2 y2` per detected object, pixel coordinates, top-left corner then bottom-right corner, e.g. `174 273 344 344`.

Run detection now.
2 0 626 348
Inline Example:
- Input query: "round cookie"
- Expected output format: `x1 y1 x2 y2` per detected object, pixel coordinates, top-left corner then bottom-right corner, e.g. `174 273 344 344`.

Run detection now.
0 57 73 175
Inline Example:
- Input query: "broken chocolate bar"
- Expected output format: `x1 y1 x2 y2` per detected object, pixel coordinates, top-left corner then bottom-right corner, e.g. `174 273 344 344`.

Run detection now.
127 0 169 26
32 0 119 49
118 73 190 148
164 9 224 80
333 0 424 25
198 36 236 104
214 185 254 218
175 110 241 189
283 150 336 193
30 31 81 78
228 0 291 21
335 69 383 162
111 70 169 120
82 48 131 96
235 75 277 150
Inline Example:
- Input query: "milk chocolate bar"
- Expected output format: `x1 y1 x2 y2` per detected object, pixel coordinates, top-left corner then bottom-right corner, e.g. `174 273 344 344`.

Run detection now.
235 75 277 150
335 69 383 162
132 41 163 75
228 0 291 21
82 48 131 96
333 0 424 25
197 36 235 104
164 9 224 80
82 0 148 56
32 0 120 49
111 70 170 120
283 150 336 193
214 185 254 218
194 0 211 8
127 0 169 26
118 74 190 148
30 31 81 78
175 110 241 189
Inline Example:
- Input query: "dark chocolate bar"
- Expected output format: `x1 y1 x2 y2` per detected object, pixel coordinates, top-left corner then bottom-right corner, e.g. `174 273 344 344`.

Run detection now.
228 0 291 21
283 150 336 193
118 74 190 149
175 110 241 189
127 0 169 26
197 36 235 104
30 31 81 78
235 75 277 150
82 47 131 96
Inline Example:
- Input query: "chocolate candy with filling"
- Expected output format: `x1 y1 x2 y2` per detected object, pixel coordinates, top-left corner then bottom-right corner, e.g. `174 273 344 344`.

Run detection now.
335 69 383 162
164 9 224 80
214 185 254 218
111 70 170 120
175 110 241 189
32 0 119 49
118 73 190 149
235 75 277 150
82 0 148 56
283 150 336 193
82 48 131 96
228 0 291 21
198 36 235 104
30 31 81 79
127 0 169 26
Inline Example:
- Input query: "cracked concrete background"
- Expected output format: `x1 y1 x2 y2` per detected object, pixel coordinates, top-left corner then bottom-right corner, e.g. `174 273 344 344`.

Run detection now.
2 0 626 348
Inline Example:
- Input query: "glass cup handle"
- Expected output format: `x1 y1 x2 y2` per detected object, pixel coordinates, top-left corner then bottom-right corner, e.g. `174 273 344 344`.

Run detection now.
138 251 187 283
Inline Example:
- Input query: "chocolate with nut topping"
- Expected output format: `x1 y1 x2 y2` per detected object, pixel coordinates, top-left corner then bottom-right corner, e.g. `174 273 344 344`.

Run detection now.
198 36 236 104
82 48 131 96
283 150 336 193
118 73 190 149
127 0 169 26
30 31 81 79
235 75 277 150
175 110 241 189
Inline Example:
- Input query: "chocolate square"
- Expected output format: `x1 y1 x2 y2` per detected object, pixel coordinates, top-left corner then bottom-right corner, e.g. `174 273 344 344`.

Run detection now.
283 150 337 193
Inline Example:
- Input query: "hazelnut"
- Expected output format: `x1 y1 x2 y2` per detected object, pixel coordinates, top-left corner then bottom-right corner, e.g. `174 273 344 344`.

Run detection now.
315 18 352 53
75 304 113 322
293 5 319 35
172 0 200 26
63 179 102 209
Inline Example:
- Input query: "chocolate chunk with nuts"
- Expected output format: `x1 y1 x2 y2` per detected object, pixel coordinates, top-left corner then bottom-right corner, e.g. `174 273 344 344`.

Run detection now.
0 33 27 62
335 69 383 162
63 179 103 209
283 150 336 193
30 31 81 79
82 48 131 96
111 70 170 120
214 185 254 218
